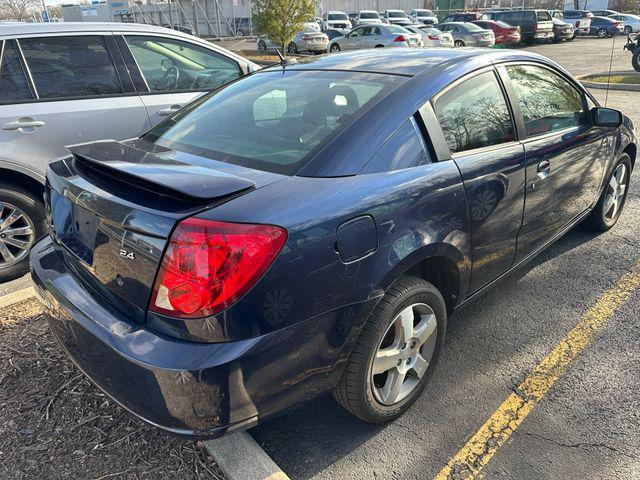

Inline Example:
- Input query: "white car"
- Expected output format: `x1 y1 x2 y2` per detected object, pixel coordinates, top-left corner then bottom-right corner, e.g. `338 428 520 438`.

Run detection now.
303 16 321 32
322 11 351 31
382 9 410 25
409 9 439 26
404 25 454 47
611 14 640 34
328 24 420 52
355 10 383 25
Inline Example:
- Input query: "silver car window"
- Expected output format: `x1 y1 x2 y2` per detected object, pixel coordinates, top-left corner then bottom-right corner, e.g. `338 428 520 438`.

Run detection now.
0 40 32 103
20 35 123 99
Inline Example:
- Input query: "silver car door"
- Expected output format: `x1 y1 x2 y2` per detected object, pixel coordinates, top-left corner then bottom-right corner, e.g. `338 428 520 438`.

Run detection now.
0 34 149 179
343 26 365 50
118 34 246 126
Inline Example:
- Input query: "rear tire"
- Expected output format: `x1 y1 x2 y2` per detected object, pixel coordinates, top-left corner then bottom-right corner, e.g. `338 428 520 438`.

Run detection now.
329 43 341 52
624 26 632 35
287 42 298 54
0 183 46 282
454 39 464 47
583 153 631 232
334 275 446 423
258 40 266 50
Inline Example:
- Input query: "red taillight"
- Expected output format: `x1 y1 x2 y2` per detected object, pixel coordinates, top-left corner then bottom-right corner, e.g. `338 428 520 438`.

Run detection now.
150 218 287 318
427 34 439 40
393 35 406 42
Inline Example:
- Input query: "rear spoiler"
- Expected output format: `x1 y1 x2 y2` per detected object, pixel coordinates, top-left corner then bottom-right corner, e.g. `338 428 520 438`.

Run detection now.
67 140 255 203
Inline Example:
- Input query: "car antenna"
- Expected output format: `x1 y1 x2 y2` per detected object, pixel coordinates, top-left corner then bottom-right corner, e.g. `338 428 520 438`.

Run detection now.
275 49 286 66
604 32 616 107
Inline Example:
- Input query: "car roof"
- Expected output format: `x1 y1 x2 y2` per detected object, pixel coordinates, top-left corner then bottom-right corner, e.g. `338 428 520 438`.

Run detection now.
262 48 554 77
0 21 193 37
359 10 378 13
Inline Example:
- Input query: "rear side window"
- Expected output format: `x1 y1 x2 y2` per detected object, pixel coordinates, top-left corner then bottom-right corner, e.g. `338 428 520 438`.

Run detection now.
506 65 588 137
147 70 406 175
537 11 551 21
434 71 515 153
125 36 241 93
362 117 431 173
0 40 32 102
20 36 122 99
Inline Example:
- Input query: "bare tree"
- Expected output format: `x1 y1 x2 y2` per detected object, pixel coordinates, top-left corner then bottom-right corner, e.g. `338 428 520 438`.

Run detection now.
0 0 40 21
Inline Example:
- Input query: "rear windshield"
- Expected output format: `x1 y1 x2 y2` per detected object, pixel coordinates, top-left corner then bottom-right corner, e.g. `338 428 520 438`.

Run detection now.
146 70 405 175
328 13 348 20
360 12 379 19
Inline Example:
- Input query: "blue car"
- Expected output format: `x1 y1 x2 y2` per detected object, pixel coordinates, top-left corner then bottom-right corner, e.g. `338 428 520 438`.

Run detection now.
589 15 625 37
31 49 636 438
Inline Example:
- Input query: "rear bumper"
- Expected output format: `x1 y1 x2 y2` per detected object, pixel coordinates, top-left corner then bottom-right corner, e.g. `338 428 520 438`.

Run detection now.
31 237 375 438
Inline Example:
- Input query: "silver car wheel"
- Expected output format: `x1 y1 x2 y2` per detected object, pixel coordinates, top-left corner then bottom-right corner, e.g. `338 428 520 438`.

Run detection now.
603 163 627 222
0 202 35 268
371 303 437 406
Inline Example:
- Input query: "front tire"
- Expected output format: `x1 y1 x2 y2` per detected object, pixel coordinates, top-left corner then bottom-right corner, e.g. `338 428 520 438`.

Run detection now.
454 39 464 47
0 183 46 282
624 26 632 35
329 43 341 52
287 42 298 54
632 48 640 72
583 153 631 232
334 276 446 423
597 28 608 38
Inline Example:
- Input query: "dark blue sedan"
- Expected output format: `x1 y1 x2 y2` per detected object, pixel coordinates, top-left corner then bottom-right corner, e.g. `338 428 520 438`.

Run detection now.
589 15 625 37
31 48 636 438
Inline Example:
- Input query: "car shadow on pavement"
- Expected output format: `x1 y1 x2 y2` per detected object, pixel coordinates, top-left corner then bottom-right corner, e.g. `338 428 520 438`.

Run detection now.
249 223 623 480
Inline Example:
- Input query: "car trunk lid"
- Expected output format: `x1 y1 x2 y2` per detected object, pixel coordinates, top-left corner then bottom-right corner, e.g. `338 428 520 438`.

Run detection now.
45 138 283 323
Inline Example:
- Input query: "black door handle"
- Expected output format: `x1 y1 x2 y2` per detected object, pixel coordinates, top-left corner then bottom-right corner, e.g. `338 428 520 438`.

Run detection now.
536 160 551 180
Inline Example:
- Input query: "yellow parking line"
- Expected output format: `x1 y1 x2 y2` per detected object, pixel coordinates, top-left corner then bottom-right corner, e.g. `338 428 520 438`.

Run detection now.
434 261 640 480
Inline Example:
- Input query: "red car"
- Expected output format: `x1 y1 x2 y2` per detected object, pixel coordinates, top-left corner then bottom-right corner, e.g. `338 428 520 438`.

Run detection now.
473 19 521 44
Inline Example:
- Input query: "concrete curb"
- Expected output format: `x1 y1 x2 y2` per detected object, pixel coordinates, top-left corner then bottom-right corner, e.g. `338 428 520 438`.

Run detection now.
0 287 36 309
578 71 640 92
204 431 289 480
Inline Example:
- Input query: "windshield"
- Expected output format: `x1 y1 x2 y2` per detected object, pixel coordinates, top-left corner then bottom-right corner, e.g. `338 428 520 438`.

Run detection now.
415 10 434 16
360 12 380 19
146 70 405 175
328 13 348 20
388 11 406 18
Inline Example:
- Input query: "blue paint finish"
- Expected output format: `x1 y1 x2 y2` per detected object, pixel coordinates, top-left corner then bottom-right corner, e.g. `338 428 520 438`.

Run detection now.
31 48 636 439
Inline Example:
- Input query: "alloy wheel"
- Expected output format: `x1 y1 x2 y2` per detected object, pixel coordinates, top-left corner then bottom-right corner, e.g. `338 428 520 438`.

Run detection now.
597 28 607 38
603 163 628 222
371 303 438 406
0 202 35 269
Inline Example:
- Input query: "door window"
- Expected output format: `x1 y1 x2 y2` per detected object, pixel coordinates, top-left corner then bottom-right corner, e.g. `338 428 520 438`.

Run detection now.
0 40 32 102
349 27 365 37
20 36 122 99
434 71 515 153
125 35 241 93
362 117 431 173
506 64 589 137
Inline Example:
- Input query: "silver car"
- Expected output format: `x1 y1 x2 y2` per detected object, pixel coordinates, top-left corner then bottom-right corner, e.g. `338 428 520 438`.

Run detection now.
611 14 640 34
257 31 329 54
437 22 495 47
328 24 421 52
404 26 454 47
0 22 256 281
355 10 383 26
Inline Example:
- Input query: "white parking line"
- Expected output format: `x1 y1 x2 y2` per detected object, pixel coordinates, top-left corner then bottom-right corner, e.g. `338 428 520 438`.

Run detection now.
0 286 36 310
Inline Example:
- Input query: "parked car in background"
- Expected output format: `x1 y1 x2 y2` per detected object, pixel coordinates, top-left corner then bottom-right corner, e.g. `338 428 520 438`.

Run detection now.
472 19 521 45
231 17 252 36
441 12 483 23
588 16 624 37
611 14 640 34
486 10 553 43
257 30 329 54
551 17 575 41
404 25 454 47
355 10 383 25
0 22 256 282
304 16 322 32
437 22 495 47
162 24 195 36
31 47 636 440
561 10 593 35
322 11 351 31
325 28 347 41
408 9 438 25
382 9 411 25
591 9 618 17
328 24 420 51
348 12 358 26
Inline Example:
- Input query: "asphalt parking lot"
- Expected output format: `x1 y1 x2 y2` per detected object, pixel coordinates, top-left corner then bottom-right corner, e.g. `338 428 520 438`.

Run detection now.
1 36 639 480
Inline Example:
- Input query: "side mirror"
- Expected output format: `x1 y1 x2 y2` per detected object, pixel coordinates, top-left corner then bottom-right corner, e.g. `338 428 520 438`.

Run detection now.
591 107 623 127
